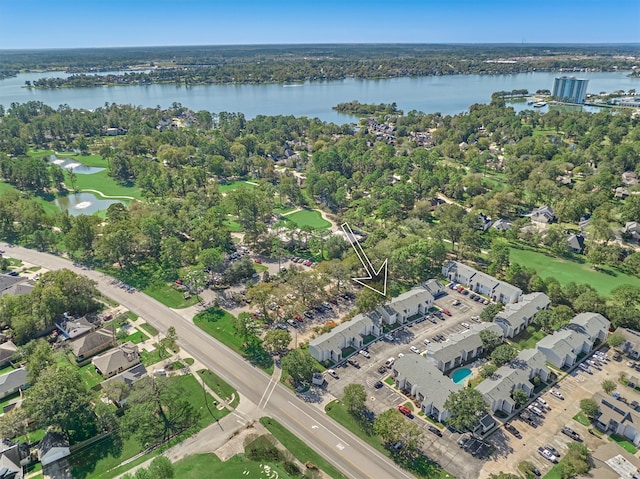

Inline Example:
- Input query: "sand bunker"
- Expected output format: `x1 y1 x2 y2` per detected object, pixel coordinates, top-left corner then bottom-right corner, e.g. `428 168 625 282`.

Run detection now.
65 162 81 169
74 201 91 209
53 159 65 165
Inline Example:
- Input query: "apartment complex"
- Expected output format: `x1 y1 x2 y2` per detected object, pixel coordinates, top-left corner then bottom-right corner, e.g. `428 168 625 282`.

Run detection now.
552 76 589 104
493 293 551 338
442 261 522 304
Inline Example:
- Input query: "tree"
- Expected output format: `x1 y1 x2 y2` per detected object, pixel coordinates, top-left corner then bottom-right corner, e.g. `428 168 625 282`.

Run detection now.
607 331 626 349
373 408 424 458
246 282 276 322
480 303 503 322
24 362 97 441
480 329 503 352
491 344 518 367
342 384 367 416
232 312 259 343
558 442 590 478
148 456 174 479
160 326 179 356
199 247 223 272
262 329 291 355
602 379 616 395
121 376 200 446
479 363 497 379
281 349 320 386
102 379 130 406
580 398 599 418
444 388 489 432
22 339 54 383
356 287 389 314
512 388 529 408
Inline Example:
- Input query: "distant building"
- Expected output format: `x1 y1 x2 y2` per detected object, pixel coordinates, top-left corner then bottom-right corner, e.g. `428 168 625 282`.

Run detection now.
494 293 551 338
613 327 640 359
309 312 382 363
377 287 434 325
552 76 589 104
530 205 556 224
567 233 586 253
442 261 522 304
593 392 640 446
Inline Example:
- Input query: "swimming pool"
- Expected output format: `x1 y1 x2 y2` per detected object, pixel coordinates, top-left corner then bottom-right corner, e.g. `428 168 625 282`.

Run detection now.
451 368 472 384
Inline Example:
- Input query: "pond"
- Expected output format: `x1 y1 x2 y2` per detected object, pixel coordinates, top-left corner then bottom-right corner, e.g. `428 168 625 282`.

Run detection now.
53 192 124 216
451 368 472 384
49 155 105 174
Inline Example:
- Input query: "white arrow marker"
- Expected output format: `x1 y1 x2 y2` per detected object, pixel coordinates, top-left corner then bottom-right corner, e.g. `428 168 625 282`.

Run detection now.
341 222 388 296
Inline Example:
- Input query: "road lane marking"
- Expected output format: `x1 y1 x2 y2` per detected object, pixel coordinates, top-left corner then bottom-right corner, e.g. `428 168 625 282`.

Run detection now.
287 400 350 447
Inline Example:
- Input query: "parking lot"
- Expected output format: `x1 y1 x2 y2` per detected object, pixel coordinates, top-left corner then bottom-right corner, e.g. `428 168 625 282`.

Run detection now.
480 348 635 478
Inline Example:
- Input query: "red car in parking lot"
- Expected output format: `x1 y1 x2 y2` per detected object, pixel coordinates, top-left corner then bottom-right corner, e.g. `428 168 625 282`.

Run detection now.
442 309 452 316
294 315 303 322
397 405 412 416
253 258 262 264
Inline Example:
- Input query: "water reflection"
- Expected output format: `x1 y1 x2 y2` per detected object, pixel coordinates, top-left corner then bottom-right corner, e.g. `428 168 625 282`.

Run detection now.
49 155 105 174
53 192 124 216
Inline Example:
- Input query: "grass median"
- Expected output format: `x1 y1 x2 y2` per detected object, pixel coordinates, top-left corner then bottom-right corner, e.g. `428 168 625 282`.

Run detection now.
260 417 349 479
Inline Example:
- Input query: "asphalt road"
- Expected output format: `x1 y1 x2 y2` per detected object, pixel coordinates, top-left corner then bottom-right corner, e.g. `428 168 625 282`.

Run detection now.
6 246 413 479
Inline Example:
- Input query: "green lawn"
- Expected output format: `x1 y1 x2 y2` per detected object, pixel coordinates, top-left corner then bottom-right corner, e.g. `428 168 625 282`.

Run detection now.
0 392 21 410
64 169 143 200
283 209 331 230
513 326 547 351
510 246 640 296
143 282 201 309
324 400 451 479
573 412 591 427
125 311 139 321
217 180 256 193
78 363 104 389
0 364 16 376
174 453 293 479
260 417 349 479
224 218 243 232
193 307 273 373
139 322 158 336
0 180 61 215
70 374 221 479
609 433 638 453
197 369 239 408
543 464 562 479
123 329 148 344
140 347 167 367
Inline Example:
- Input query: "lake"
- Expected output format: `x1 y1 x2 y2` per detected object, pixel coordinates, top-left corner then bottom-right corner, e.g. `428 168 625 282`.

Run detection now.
49 155 105 174
1 71 637 123
53 192 124 216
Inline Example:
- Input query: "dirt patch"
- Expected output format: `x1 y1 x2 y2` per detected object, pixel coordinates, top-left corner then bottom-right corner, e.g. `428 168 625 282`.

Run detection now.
215 421 263 461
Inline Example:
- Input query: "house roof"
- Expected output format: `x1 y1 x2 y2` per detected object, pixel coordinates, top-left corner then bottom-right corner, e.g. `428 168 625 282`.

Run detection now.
531 205 555 223
491 218 512 231
0 275 24 297
594 392 640 427
443 261 522 301
386 287 433 315
536 330 580 360
394 354 461 410
0 440 27 479
570 312 610 340
614 327 640 351
567 233 585 251
0 277 33 298
426 323 503 364
70 326 114 358
0 341 17 364
92 342 139 376
309 313 379 353
56 317 94 339
103 363 148 387
38 431 69 457
423 279 444 296
624 222 640 233
0 368 27 396
494 293 550 330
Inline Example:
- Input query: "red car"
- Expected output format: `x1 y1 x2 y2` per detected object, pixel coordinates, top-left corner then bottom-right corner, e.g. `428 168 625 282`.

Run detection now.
304 260 312 266
442 309 452 317
175 279 183 285
294 315 304 322
397 405 412 416
253 258 262 264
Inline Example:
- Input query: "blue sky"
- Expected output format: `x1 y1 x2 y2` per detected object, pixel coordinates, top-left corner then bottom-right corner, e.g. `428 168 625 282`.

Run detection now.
0 0 638 49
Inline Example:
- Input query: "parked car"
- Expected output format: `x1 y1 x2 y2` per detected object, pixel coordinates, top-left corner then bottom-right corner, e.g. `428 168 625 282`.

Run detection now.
384 334 394 341
531 466 541 477
578 363 592 374
377 366 387 374
327 369 339 379
561 426 581 441
253 258 262 264
504 423 521 438
359 350 370 358
374 381 383 389
550 389 564 400
544 444 560 457
428 425 443 437
538 447 558 463
397 405 412 417
536 398 549 408
528 405 544 417
442 309 452 316
423 338 431 345
347 358 360 368
410 346 420 354
294 315 303 322
461 322 470 329
631 400 639 410
303 311 314 319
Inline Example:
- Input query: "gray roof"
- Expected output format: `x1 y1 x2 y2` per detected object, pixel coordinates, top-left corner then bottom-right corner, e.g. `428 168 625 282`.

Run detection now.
567 233 585 251
571 313 610 340
394 354 461 410
494 293 550 329
443 261 522 301
57 317 94 339
0 275 24 297
614 327 640 351
536 328 586 359
492 219 512 231
0 368 27 396
427 323 503 364
476 349 548 407
309 313 379 353
443 261 477 280
386 287 433 315
594 392 640 426
38 431 69 456
103 363 148 387
0 341 17 364
92 342 140 377
70 326 114 358
423 279 444 296
531 205 555 223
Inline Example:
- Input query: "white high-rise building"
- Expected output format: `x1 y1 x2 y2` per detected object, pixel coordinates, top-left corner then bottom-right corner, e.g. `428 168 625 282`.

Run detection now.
552 76 589 104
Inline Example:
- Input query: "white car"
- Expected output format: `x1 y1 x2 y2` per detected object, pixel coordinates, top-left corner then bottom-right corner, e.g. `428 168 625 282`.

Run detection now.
410 346 420 354
550 389 564 400
384 334 394 341
461 322 470 329
578 363 592 374
398 353 405 358
538 447 558 463
536 398 548 408
359 350 370 358
327 369 339 379
423 338 431 345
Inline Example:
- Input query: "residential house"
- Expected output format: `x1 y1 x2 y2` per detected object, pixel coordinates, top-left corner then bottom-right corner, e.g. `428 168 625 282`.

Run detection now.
614 187 631 199
0 341 16 368
70 326 116 363
478 213 492 231
92 342 140 379
0 368 27 400
622 171 638 186
392 354 462 422
56 316 95 340
491 218 512 232
377 287 434 325
0 274 30 298
0 439 28 479
623 222 640 242
423 279 445 298
476 349 550 414
38 431 70 466
530 205 556 224
425 323 504 372
614 327 640 359
593 392 640 446
567 233 586 253
494 293 551 338
103 363 147 388
309 313 382 363
578 214 591 232
442 261 522 304
536 312 610 369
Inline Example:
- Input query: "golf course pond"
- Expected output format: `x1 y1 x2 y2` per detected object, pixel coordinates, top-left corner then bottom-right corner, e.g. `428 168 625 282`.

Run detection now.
48 154 105 174
53 192 125 216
